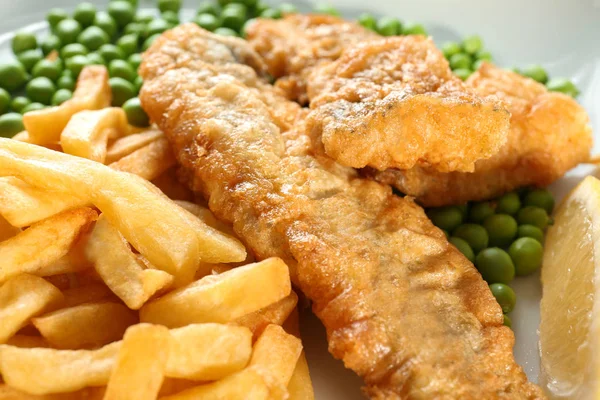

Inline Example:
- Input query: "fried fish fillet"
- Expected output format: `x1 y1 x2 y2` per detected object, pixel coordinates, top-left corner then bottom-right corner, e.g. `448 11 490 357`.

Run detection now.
246 14 378 103
140 25 544 399
305 36 510 172
370 63 593 206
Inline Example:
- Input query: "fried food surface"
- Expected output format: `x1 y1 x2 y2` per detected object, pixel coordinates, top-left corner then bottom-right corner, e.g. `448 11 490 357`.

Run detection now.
246 14 378 103
373 63 593 206
140 25 544 399
306 37 510 172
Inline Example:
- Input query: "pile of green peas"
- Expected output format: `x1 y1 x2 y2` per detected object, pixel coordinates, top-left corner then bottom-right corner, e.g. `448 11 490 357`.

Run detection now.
427 188 555 328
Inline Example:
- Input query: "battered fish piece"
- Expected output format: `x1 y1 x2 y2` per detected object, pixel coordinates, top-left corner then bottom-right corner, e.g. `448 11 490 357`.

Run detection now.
140 25 544 399
306 37 510 172
370 63 593 206
246 14 378 103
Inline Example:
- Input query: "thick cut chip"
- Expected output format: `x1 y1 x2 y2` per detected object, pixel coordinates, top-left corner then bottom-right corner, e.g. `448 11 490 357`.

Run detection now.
106 129 164 163
166 323 252 381
0 208 97 283
61 283 116 308
158 379 198 397
0 341 120 394
103 324 170 400
5 335 49 349
0 274 64 343
0 385 106 400
174 200 236 238
287 353 314 400
0 138 246 281
234 291 298 340
32 302 138 349
34 242 93 278
61 108 128 163
0 214 19 241
23 66 111 145
86 215 174 309
109 136 176 180
151 168 194 201
140 258 291 328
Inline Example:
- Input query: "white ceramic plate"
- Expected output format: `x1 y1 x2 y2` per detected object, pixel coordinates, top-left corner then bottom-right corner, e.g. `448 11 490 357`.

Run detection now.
1 0 599 397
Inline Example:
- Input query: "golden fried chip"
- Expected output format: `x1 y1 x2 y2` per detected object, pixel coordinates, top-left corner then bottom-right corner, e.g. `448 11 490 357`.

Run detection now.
151 168 194 201
61 283 116 308
0 208 97 283
11 131 32 142
234 291 298 340
0 139 246 281
61 108 128 163
140 258 291 328
158 379 198 398
86 215 174 309
0 342 119 394
103 324 170 400
287 353 314 400
174 200 236 238
0 384 106 400
5 335 49 349
109 136 176 180
167 323 252 381
34 242 93 278
0 214 19 241
105 129 164 164
32 302 138 349
0 274 64 344
23 66 111 145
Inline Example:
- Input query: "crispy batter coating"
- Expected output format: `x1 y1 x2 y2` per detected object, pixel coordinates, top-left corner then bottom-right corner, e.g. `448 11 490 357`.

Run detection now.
370 63 593 206
246 14 378 103
140 25 544 399
305 37 510 172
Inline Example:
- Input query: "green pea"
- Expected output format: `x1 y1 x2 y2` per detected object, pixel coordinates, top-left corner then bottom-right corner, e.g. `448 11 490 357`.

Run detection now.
517 224 544 243
94 12 118 38
57 74 76 91
260 8 282 19
449 53 472 70
195 13 221 32
453 223 489 254
507 66 521 74
21 102 45 113
472 59 484 71
483 214 517 248
108 1 135 28
469 202 495 223
114 0 138 7
134 75 144 93
0 62 28 92
523 189 555 214
66 55 90 77
517 206 549 230
161 11 180 25
0 88 10 115
134 11 154 24
32 59 63 82
197 0 220 15
239 0 257 7
142 34 161 51
213 27 238 37
357 13 376 31
51 89 73 106
0 113 25 137
124 22 146 37
254 0 269 15
314 3 340 16
496 192 521 215
61 43 89 59
221 4 248 31
146 19 171 37
47 8 69 30
546 78 580 97
26 77 56 105
475 247 515 284
376 17 402 36
86 52 106 66
11 96 31 113
11 32 38 55
109 60 137 82
78 26 110 51
489 283 516 313
122 97 149 127
109 77 136 106
40 35 62 56
73 2 97 28
442 41 462 59
55 19 82 45
241 18 257 37
462 35 483 55
158 0 181 13
99 44 125 63
128 53 143 71
449 236 475 263
522 65 548 84
453 68 472 81
509 237 543 276
476 50 493 62
17 49 44 72
279 3 297 14
456 204 469 218
116 34 139 58
503 314 512 328
427 206 463 232
402 22 427 36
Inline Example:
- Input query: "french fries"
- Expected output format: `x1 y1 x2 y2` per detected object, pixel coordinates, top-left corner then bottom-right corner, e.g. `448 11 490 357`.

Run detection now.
61 108 127 163
106 129 164 164
283 309 315 400
23 66 111 145
0 214 19 241
5 335 49 349
61 283 115 308
104 324 170 400
109 137 175 180
140 258 291 328
86 215 173 309
32 302 138 349
0 274 63 343
166 324 252 381
0 208 97 283
235 291 299 340
0 385 106 400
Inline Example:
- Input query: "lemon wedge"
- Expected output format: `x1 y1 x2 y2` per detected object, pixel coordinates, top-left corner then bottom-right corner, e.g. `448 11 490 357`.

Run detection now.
540 175 600 399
